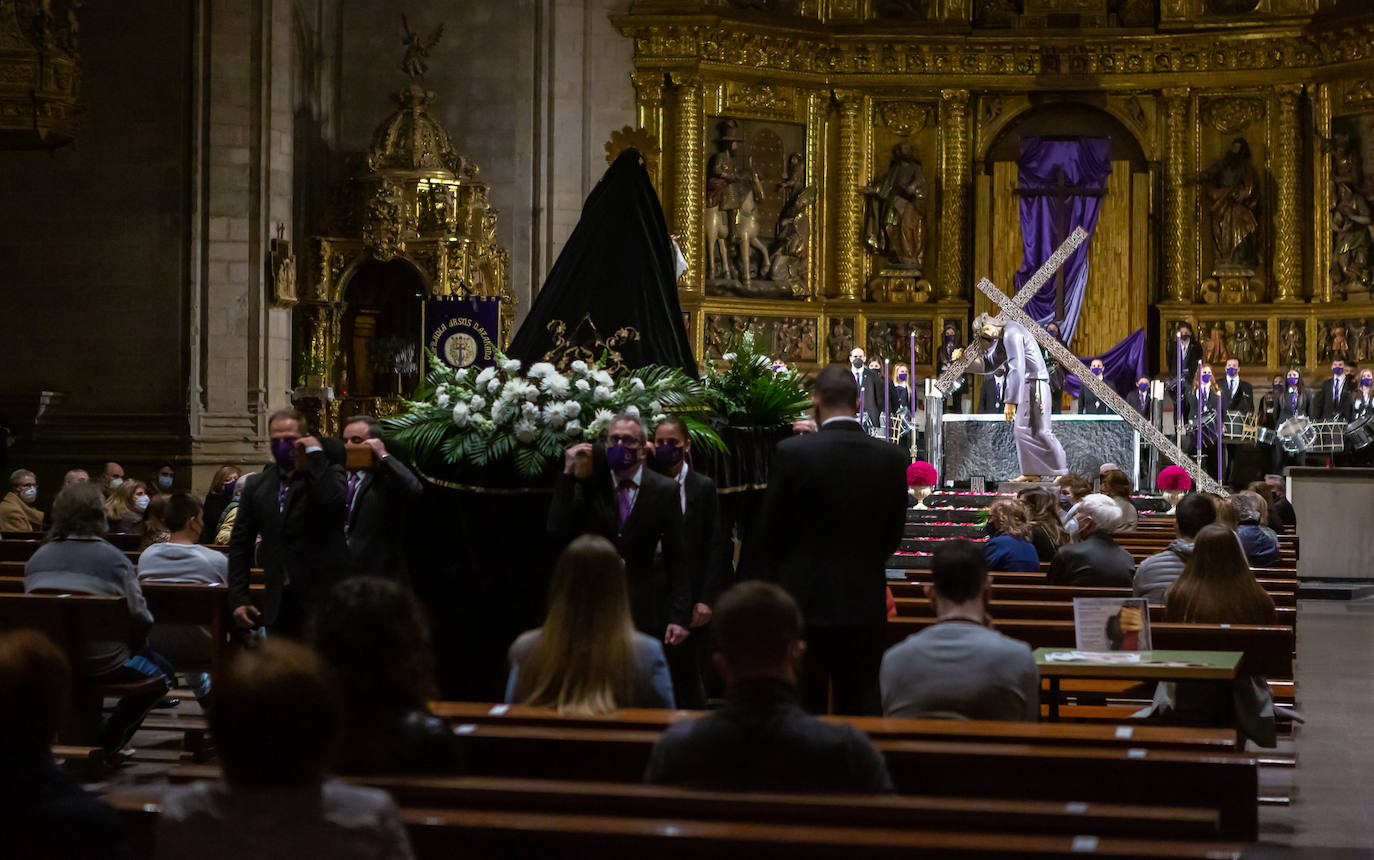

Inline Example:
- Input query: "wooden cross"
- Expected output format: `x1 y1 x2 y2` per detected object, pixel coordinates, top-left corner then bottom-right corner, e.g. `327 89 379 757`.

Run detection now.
935 227 1088 393
1015 168 1107 319
968 277 1225 497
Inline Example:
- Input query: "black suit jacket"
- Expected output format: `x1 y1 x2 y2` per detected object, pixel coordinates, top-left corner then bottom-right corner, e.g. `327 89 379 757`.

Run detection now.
1219 379 1254 417
1167 339 1204 388
1316 378 1353 422
345 454 423 580
753 421 908 627
1275 387 1312 423
682 469 727 608
1128 389 1152 417
977 375 1007 414
548 463 690 634
228 451 348 625
1079 384 1111 415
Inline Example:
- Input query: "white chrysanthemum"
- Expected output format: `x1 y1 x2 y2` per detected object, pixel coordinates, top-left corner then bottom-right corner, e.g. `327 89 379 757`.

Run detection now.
562 401 582 419
521 401 540 419
587 408 615 436
436 392 451 409
593 369 614 387
502 358 522 373
514 418 537 443
468 395 486 411
476 366 497 387
486 377 502 394
623 404 640 419
491 399 516 425
722 352 737 362
453 367 470 381
528 362 557 379
500 378 535 402
570 360 588 374
565 419 582 438
543 404 567 430
540 374 570 397
594 384 613 402
574 379 590 392
647 400 661 415
450 402 469 427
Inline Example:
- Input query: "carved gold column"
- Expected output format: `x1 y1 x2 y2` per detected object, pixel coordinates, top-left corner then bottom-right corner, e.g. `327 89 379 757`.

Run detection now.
1272 84 1303 303
835 90 866 300
633 71 665 193
939 88 970 302
1311 82 1333 303
1161 87 1193 303
670 73 703 294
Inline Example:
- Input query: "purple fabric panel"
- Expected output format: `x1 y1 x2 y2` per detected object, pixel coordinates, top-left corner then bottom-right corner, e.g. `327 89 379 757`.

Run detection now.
1064 328 1150 399
1010 137 1113 345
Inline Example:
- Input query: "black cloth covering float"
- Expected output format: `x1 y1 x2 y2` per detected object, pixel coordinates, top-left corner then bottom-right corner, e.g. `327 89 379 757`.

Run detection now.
507 148 696 377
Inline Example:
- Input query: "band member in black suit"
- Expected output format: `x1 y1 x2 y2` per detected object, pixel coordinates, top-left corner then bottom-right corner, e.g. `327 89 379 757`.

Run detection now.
887 362 917 453
228 408 348 637
1079 359 1112 414
863 358 886 429
936 325 965 414
1351 369 1374 466
1315 359 1353 422
1167 323 1204 396
1218 359 1255 485
340 415 423 581
1130 377 1153 416
753 367 908 716
1182 364 1222 476
549 413 690 649
1272 368 1312 471
651 417 727 708
977 366 1008 414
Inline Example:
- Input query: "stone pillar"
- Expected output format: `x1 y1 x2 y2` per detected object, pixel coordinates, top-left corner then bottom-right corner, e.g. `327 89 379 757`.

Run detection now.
835 90 866 301
1272 84 1303 303
670 73 703 294
1161 87 1193 303
939 88 970 302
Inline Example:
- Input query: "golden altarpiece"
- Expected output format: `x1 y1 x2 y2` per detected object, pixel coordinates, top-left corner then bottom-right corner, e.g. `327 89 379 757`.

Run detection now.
611 0 1374 394
289 74 514 434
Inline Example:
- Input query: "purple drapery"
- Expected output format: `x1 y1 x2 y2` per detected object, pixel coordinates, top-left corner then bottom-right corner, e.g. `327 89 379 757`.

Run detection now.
1064 328 1149 399
1011 138 1112 347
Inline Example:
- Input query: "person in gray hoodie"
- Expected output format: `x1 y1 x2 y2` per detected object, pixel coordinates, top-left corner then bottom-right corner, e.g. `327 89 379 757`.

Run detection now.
1133 493 1217 603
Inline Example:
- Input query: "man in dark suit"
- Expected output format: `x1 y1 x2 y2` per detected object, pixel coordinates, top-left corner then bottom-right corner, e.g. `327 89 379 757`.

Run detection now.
228 408 348 637
1130 377 1153 417
1218 359 1255 485
1079 359 1112 414
976 367 1008 414
1272 368 1312 471
340 415 423 581
549 413 690 648
937 325 965 414
651 416 728 708
1167 323 1204 395
1315 359 1353 423
753 367 908 715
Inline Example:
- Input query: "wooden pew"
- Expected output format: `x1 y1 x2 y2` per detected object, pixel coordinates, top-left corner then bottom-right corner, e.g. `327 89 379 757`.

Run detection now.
107 788 1243 859
890 597 1297 627
885 580 1298 608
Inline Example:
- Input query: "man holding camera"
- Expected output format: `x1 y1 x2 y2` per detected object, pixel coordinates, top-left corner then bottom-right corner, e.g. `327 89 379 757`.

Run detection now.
341 415 423 582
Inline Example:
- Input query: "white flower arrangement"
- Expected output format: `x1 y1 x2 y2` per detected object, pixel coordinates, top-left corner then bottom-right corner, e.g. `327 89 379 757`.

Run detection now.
386 349 720 480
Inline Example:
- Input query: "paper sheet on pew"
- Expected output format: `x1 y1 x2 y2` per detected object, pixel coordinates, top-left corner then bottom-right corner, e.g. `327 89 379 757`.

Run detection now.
1042 651 1214 667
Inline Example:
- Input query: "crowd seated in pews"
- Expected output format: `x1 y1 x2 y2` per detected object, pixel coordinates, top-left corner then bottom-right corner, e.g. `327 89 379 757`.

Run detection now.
24 483 169 759
1053 473 1090 539
1 468 45 532
881 539 1039 722
1133 492 1217 603
105 479 151 537
1047 493 1136 587
154 638 415 860
980 498 1041 573
310 576 466 775
0 628 131 860
506 534 675 713
644 580 894 793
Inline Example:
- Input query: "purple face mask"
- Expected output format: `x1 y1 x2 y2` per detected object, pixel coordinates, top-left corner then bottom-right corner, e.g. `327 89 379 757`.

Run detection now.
606 443 638 472
270 436 297 467
1200 373 1212 385
1333 366 1345 377
1137 382 1149 393
897 371 908 381
1363 377 1372 388
654 443 684 469
1090 366 1103 376
1226 367 1238 378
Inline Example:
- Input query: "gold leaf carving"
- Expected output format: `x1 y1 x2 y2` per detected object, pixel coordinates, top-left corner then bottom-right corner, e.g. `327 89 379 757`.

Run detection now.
1200 98 1265 133
1347 79 1374 105
725 82 794 118
877 101 932 136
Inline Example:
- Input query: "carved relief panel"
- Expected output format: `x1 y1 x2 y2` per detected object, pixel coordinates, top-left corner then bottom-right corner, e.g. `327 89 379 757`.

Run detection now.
864 99 939 301
864 318 934 366
1277 319 1306 368
1329 114 1374 302
703 313 818 364
1316 318 1373 364
827 317 856 363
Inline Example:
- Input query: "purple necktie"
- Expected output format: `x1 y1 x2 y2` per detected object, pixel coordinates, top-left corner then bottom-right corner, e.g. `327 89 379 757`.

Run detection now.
277 478 290 513
616 479 635 529
346 472 362 524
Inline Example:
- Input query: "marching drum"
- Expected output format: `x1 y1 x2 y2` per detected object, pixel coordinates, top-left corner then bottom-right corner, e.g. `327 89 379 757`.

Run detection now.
1277 416 1316 453
1255 425 1277 446
1311 421 1346 454
1347 413 1374 452
1222 410 1258 444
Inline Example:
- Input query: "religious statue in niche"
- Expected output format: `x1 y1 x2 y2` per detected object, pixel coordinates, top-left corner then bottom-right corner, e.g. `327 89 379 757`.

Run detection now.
770 318 818 363
865 320 934 365
1278 320 1306 368
1198 137 1261 271
1315 319 1366 363
1227 320 1266 366
1250 320 1268 366
1202 322 1230 367
862 143 928 270
1329 131 1374 301
828 318 855 364
704 119 808 299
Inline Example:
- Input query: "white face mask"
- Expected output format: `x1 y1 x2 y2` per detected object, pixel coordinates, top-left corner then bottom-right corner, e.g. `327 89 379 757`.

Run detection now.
20 487 38 503
133 494 150 512
109 477 124 489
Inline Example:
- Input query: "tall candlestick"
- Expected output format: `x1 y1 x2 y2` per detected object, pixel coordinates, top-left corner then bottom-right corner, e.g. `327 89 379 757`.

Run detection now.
910 332 918 457
1216 387 1224 489
883 359 891 442
1196 360 1203 471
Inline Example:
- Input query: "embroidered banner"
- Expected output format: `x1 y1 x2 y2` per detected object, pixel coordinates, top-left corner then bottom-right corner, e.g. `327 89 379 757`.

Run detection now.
425 296 501 371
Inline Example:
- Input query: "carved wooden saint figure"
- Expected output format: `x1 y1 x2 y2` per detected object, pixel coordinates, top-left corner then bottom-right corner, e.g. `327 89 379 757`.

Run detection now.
1199 137 1260 269
862 143 927 269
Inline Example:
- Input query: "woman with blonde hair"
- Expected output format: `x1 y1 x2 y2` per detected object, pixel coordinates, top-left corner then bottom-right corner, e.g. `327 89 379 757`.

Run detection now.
1098 468 1138 533
1183 363 1222 476
507 535 674 715
199 465 240 544
982 498 1041 573
214 473 255 546
1016 486 1067 561
104 479 150 535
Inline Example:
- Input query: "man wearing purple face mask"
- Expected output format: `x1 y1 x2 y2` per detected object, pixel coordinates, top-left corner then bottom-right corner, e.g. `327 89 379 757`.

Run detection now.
1316 359 1353 423
227 408 348 637
650 416 728 708
550 413 691 652
1078 359 1111 415
1219 358 1254 484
